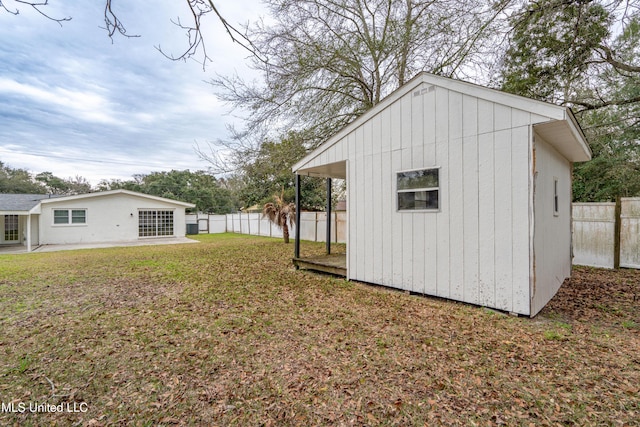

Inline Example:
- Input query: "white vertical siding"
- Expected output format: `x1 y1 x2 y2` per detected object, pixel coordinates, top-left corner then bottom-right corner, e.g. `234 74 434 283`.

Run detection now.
493 129 514 311
478 132 496 307
463 135 480 305
531 135 572 316
512 125 532 314
326 80 569 316
435 87 450 298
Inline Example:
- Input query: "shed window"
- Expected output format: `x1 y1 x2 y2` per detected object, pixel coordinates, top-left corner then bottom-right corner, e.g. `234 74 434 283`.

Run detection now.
553 177 559 216
54 209 86 225
397 168 439 211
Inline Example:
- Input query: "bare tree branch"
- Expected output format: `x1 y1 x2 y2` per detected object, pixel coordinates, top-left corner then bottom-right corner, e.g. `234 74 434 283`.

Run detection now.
2 0 263 68
5 0 71 24
597 44 640 73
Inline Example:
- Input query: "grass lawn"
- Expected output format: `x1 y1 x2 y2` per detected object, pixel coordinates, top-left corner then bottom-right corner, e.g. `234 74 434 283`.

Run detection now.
0 234 638 426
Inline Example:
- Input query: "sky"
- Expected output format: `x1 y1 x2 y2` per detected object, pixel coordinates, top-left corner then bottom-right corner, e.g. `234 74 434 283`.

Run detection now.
0 0 262 185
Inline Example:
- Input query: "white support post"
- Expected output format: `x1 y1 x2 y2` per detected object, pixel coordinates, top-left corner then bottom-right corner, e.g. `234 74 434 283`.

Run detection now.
26 214 32 252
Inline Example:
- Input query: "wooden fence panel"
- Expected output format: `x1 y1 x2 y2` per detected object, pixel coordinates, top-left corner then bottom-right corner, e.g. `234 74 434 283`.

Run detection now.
572 203 616 269
620 198 640 269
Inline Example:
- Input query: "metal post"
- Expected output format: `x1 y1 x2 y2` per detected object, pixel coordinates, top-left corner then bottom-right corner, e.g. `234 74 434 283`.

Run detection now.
326 177 332 255
294 174 301 259
614 197 621 269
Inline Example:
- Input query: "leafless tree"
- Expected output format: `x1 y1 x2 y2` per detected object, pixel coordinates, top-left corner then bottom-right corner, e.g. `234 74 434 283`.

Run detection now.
210 0 513 152
1 0 260 66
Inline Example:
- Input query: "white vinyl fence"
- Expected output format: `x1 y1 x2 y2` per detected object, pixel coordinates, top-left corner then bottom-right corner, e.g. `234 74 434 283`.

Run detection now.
189 200 640 269
572 198 640 269
186 211 347 243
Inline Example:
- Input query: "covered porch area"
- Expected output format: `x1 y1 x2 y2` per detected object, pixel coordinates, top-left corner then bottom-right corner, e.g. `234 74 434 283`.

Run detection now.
0 212 38 252
293 160 347 277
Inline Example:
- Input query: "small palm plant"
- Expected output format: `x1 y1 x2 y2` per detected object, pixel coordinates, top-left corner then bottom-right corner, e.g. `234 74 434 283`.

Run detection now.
262 189 296 243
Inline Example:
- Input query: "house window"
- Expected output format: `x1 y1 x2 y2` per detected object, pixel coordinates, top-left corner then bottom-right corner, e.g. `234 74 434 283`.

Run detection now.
138 210 174 237
553 177 559 216
397 168 439 211
53 209 86 225
4 215 19 241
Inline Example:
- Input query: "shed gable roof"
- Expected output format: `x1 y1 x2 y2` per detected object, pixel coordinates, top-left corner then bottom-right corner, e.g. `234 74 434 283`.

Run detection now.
293 72 591 174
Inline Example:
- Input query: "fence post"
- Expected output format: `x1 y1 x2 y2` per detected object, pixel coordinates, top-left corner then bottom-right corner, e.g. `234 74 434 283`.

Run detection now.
614 197 621 269
326 178 332 254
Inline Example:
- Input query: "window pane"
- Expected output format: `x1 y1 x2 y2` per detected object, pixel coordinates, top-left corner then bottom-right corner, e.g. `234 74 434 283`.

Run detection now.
397 169 438 190
4 215 19 241
71 210 86 224
157 211 174 236
138 210 157 237
54 210 69 224
398 190 438 210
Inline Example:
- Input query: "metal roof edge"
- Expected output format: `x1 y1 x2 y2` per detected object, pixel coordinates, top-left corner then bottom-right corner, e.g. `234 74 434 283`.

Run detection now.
39 189 196 208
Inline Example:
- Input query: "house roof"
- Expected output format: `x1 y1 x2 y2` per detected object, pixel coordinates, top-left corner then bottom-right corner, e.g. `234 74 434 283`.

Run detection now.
38 189 196 208
293 72 592 175
0 194 60 214
0 190 195 214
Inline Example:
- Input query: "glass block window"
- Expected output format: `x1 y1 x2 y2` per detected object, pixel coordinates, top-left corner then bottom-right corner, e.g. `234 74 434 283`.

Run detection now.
397 168 439 211
138 210 174 237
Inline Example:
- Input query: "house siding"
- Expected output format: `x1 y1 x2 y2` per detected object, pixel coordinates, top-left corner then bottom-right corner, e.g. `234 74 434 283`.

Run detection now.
39 193 188 245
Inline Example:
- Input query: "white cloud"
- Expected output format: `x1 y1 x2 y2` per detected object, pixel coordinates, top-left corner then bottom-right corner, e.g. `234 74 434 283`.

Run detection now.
0 77 120 125
0 0 265 185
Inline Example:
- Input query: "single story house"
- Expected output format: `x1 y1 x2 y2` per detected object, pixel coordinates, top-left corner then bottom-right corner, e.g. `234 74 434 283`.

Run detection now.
0 189 195 251
292 72 591 317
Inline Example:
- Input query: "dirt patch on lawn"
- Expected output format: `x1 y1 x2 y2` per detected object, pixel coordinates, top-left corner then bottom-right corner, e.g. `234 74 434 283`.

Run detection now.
541 266 640 328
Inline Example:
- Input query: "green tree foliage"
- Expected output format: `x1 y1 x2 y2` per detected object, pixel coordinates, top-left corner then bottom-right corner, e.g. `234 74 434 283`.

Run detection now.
0 163 92 195
501 1 640 201
98 170 237 213
573 16 640 201
501 0 613 103
35 172 92 195
0 162 45 194
233 132 326 211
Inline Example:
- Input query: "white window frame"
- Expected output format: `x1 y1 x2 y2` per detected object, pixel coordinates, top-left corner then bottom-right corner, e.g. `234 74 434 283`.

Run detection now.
53 209 87 225
396 166 440 212
4 215 19 242
553 177 559 216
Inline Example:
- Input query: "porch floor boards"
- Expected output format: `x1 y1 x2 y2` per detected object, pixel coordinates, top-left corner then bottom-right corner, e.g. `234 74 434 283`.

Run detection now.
293 254 347 277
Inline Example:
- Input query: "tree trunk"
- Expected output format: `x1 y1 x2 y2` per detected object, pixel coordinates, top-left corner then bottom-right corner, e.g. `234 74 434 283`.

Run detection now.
283 223 290 244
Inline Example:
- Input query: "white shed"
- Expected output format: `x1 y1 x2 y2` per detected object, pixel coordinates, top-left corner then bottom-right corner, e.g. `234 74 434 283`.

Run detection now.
292 72 591 317
0 189 195 251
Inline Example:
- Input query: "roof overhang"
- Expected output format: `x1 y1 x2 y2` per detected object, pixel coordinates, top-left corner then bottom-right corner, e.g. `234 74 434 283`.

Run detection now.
533 109 592 162
0 210 31 215
296 161 346 180
38 189 196 208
